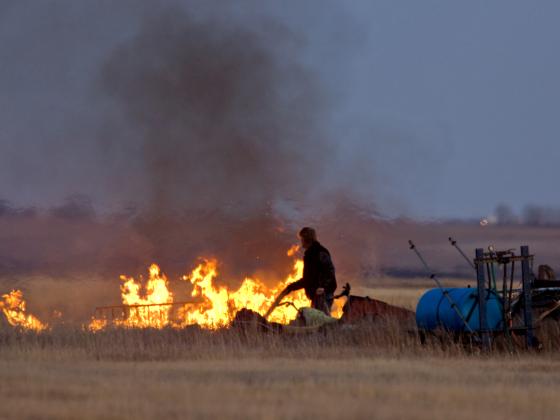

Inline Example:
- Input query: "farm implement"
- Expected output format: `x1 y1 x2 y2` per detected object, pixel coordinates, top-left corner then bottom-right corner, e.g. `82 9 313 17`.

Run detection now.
411 239 560 350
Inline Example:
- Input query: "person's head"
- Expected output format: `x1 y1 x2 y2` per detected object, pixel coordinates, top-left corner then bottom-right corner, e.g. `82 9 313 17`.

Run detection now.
298 227 317 249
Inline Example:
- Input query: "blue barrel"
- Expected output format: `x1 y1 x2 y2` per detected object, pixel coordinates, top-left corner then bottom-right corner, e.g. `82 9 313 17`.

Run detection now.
416 288 503 332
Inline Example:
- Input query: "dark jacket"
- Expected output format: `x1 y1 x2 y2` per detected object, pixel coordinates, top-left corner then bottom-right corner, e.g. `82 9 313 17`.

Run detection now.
286 241 337 300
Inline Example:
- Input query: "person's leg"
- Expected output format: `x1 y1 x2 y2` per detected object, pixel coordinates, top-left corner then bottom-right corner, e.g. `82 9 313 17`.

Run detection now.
312 293 332 316
325 294 334 314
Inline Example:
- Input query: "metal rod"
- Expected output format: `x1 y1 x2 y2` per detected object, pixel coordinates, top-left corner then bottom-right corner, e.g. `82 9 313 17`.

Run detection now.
95 300 196 311
476 248 491 350
520 245 535 349
508 260 515 313
486 246 498 290
501 264 510 307
448 237 476 270
409 240 475 334
491 263 498 290
474 256 530 263
500 261 514 351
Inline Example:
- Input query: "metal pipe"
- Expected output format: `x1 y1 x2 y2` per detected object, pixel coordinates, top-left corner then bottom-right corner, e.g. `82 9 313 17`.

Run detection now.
520 246 535 349
499 265 513 353
95 300 196 311
508 260 515 313
475 248 491 350
448 237 475 270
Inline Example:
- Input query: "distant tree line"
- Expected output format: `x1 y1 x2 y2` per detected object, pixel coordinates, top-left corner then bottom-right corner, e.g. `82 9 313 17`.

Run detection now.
0 194 96 221
0 194 139 222
495 204 560 226
2 196 560 227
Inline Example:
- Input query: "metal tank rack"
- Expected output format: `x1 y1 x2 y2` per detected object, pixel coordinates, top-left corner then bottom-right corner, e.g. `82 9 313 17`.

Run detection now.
474 246 535 350
412 240 541 351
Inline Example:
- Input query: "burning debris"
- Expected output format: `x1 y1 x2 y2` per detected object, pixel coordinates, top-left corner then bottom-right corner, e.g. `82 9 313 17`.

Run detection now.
88 247 343 331
0 245 351 332
0 290 47 331
119 263 174 328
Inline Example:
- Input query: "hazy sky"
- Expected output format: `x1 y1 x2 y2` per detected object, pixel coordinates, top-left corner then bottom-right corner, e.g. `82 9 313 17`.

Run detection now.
0 1 558 220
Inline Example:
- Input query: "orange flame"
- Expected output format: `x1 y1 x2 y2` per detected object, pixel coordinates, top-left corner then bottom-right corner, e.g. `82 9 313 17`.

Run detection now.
286 244 300 257
178 257 309 328
118 263 173 328
88 318 107 332
89 246 342 330
0 290 47 331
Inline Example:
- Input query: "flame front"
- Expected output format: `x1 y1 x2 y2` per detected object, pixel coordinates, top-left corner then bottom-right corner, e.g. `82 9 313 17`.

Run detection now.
0 290 47 331
179 257 308 328
89 247 342 330
118 263 173 328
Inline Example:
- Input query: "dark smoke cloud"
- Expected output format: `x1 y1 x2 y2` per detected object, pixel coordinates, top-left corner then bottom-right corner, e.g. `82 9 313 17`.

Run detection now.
83 5 370 284
100 7 332 217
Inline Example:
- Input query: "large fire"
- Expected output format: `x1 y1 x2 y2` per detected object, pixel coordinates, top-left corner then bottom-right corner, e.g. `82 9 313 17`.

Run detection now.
89 246 342 330
0 248 343 332
0 290 47 331
178 257 309 327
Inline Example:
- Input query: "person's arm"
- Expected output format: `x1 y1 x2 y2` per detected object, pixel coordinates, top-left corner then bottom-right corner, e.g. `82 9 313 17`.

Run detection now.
264 279 304 319
285 278 306 293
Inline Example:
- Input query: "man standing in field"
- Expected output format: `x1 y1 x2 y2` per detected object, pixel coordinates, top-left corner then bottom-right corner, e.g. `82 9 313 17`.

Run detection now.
267 227 337 316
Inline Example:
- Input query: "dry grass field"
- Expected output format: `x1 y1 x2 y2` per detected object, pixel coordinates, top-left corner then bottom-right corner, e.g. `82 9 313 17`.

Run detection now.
2 350 560 420
2 286 560 420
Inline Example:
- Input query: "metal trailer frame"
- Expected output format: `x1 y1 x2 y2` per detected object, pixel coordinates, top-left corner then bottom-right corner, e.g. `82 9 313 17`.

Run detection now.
94 300 196 325
474 245 535 350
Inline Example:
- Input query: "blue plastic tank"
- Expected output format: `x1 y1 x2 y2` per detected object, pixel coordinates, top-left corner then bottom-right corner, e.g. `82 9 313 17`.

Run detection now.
416 288 503 332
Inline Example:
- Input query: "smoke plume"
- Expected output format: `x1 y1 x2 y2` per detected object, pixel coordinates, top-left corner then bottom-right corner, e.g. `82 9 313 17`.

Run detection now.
87 5 372 282
100 8 332 217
